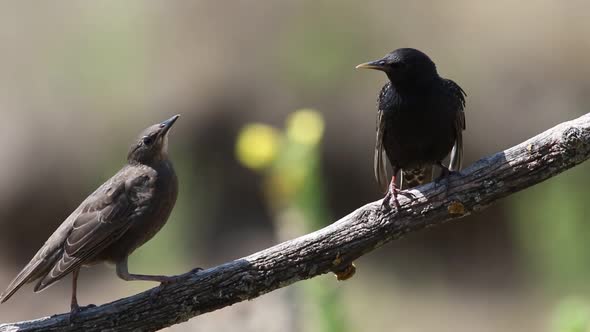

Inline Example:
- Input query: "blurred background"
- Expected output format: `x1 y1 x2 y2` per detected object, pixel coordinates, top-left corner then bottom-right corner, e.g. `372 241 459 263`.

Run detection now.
1 1 590 331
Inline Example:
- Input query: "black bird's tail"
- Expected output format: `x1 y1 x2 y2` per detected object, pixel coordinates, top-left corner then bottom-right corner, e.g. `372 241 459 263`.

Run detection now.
400 167 433 189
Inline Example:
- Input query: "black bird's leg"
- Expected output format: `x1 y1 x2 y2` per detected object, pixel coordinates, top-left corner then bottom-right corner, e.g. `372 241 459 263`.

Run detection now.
435 161 450 179
116 257 202 286
434 161 460 195
435 161 460 181
382 168 416 210
382 176 400 209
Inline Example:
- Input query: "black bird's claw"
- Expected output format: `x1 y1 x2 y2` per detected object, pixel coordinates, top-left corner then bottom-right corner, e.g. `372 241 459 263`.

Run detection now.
436 169 459 180
434 170 460 189
381 192 393 210
382 189 416 211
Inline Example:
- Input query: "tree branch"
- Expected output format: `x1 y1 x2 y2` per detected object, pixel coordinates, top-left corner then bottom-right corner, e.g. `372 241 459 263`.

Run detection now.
3 113 590 332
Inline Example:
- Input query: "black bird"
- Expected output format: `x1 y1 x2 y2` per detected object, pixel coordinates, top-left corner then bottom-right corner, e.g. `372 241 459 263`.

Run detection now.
0 114 191 314
356 48 466 207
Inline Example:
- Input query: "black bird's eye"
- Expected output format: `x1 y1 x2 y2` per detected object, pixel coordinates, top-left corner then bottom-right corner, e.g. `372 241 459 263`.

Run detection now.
391 62 406 69
142 136 155 145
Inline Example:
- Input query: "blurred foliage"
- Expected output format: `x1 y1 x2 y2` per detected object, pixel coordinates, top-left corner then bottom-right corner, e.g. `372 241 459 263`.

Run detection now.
276 0 371 91
552 297 590 332
237 108 347 332
57 1 149 106
511 162 590 291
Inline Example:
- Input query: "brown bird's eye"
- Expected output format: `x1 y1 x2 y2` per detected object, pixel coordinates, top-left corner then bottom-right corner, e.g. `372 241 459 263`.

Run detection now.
142 136 154 145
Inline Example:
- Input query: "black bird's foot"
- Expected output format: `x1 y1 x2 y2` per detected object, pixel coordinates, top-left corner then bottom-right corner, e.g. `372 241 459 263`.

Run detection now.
382 179 416 210
434 163 461 196
434 162 461 180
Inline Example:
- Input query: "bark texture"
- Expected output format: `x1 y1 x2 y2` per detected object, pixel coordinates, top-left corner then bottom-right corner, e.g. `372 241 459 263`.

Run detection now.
2 113 590 332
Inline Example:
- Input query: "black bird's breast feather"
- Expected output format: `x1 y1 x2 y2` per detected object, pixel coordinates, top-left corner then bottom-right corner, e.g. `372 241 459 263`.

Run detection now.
374 79 466 189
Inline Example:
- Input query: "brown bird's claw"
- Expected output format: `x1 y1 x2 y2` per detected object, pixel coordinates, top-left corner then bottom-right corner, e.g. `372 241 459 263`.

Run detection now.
189 267 204 274
158 276 181 286
149 269 203 305
158 267 203 286
68 303 95 324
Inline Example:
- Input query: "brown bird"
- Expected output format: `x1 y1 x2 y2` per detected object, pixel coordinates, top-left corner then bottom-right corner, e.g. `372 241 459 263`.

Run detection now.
0 114 190 314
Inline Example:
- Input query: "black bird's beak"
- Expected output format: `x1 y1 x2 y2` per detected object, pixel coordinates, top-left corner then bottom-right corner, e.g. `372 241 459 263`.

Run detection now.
159 114 180 136
355 60 386 71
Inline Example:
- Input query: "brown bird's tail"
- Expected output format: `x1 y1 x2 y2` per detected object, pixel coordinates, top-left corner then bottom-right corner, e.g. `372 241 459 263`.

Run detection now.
400 167 433 189
0 259 44 304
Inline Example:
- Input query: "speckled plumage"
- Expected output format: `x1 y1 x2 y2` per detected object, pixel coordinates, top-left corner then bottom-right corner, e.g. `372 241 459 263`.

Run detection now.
1 115 181 312
358 48 466 204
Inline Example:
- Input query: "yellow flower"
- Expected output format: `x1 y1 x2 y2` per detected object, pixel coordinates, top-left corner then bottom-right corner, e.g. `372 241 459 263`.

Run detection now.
286 109 324 146
236 124 281 171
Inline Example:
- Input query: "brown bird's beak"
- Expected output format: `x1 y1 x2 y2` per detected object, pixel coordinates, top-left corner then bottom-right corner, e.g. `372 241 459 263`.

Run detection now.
159 114 180 136
355 60 386 71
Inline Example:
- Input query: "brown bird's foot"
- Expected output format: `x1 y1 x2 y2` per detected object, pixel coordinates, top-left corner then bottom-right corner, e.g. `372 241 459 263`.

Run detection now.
68 303 95 323
116 258 203 286
70 303 96 314
158 267 203 286
147 268 204 305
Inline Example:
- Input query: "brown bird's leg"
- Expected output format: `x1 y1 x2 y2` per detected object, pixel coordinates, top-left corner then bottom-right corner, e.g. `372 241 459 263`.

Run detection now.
70 268 80 314
69 268 95 320
116 257 201 285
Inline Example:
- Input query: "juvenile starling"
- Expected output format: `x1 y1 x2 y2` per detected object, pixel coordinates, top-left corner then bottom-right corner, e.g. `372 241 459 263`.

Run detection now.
0 114 190 314
356 48 466 207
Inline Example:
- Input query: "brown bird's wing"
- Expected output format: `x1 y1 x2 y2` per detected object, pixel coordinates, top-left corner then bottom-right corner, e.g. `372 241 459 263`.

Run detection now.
444 79 467 171
0 166 156 302
374 108 389 192
34 167 157 292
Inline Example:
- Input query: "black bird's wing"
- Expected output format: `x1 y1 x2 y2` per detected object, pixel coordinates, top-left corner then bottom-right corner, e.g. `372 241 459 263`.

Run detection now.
374 107 389 192
401 79 465 189
0 166 156 301
445 79 467 171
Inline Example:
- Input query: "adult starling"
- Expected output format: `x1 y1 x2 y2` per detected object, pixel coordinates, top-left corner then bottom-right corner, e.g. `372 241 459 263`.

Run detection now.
0 114 189 314
356 48 466 207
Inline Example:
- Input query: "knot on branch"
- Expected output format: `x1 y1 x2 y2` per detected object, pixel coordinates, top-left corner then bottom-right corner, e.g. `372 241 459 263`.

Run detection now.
561 126 589 155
